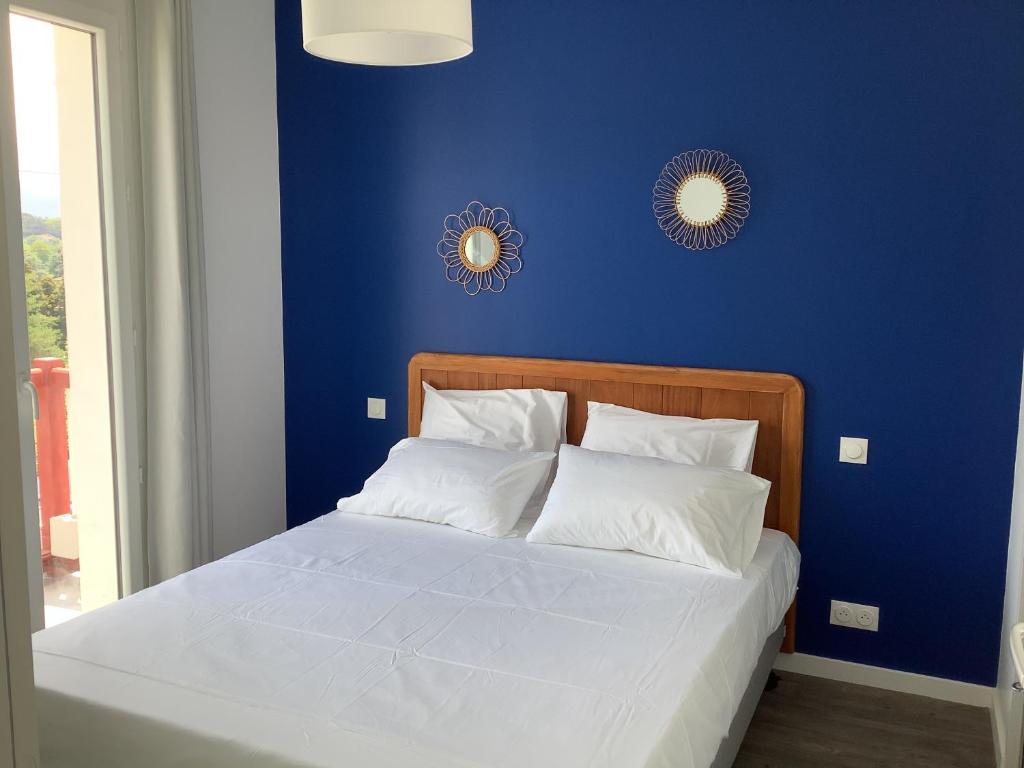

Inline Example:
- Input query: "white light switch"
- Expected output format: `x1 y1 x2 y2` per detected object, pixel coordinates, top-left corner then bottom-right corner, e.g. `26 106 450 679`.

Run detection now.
839 436 868 464
367 398 386 420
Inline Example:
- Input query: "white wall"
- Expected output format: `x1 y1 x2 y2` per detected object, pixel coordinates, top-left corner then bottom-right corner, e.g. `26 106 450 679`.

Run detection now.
190 0 286 558
996 358 1024 768
55 24 118 610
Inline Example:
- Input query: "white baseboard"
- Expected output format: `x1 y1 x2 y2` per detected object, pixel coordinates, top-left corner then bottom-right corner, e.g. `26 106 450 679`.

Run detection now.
773 652 994 708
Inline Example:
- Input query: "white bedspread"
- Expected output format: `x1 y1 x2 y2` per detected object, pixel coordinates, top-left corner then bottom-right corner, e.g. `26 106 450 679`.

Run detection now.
34 511 799 768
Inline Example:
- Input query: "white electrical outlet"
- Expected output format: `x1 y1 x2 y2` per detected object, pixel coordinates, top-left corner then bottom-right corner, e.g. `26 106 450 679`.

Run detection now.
367 397 386 420
830 600 879 632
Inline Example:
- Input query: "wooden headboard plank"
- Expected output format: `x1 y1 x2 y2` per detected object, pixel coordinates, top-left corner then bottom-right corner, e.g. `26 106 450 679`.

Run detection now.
701 388 751 420
447 371 479 389
556 377 590 444
666 385 702 417
634 383 665 414
589 380 635 409
422 369 448 390
749 391 783 531
780 393 805 547
408 352 804 652
522 375 557 390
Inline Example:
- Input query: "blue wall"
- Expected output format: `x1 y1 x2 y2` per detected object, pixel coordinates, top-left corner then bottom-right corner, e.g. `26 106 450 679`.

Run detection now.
275 0 1024 685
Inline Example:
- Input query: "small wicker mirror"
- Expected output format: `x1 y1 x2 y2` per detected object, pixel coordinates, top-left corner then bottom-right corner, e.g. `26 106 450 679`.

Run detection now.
437 201 523 295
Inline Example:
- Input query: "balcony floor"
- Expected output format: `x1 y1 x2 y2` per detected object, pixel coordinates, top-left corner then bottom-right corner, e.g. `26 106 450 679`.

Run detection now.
43 557 81 627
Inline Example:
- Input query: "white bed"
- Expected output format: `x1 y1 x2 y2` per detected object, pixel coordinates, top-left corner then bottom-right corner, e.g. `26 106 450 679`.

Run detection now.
34 510 799 768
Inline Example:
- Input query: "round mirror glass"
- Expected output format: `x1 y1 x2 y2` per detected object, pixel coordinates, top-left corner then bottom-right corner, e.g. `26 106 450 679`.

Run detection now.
460 227 499 271
675 174 728 227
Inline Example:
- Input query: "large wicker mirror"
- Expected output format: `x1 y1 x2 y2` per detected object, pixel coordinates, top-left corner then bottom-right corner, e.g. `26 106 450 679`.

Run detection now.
653 149 750 250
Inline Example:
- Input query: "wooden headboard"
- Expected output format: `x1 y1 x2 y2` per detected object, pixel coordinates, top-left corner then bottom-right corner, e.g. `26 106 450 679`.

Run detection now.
408 352 804 652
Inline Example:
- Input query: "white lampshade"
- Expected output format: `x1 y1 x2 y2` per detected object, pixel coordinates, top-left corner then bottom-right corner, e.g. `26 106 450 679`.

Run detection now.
301 0 473 66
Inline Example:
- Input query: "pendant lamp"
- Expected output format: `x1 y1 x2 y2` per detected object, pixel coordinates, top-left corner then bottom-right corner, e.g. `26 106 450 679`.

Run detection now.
301 0 473 66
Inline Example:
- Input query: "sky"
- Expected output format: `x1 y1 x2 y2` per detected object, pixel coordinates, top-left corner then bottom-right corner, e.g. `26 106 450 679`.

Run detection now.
10 13 61 218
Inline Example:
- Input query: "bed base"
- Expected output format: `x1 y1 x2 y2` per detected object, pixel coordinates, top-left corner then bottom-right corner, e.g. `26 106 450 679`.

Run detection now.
709 623 785 768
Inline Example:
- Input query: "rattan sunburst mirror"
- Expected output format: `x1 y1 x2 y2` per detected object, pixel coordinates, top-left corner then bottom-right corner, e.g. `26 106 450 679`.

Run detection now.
653 149 750 250
437 201 523 295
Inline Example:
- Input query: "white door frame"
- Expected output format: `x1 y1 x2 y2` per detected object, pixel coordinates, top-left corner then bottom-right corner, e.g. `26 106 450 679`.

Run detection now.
9 0 145 620
2 4 40 633
995 360 1024 768
0 5 42 764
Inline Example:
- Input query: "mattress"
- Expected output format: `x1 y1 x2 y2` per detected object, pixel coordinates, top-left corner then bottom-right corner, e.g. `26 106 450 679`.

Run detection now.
33 511 799 768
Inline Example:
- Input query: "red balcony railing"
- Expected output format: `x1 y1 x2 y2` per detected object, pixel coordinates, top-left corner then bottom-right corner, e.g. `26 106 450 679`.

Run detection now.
31 357 70 559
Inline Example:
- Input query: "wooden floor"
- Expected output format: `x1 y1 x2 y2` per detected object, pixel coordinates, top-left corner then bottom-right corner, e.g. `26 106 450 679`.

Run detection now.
735 672 995 768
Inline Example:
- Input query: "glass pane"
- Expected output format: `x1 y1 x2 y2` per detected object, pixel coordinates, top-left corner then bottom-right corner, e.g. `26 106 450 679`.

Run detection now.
10 12 120 628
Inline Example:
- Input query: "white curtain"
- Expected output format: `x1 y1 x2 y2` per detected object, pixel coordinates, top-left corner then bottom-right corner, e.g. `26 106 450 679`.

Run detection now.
135 0 213 584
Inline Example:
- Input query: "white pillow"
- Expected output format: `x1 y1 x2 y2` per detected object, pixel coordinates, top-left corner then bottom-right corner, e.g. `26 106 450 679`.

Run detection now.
581 401 759 472
337 438 555 537
420 383 567 454
526 445 770 575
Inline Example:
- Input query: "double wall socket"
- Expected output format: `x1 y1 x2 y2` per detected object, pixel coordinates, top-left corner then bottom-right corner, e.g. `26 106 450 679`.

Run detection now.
830 599 879 632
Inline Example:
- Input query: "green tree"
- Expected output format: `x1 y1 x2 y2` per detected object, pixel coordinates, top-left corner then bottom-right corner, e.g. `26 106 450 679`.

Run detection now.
21 212 61 238
22 221 66 362
24 234 63 276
